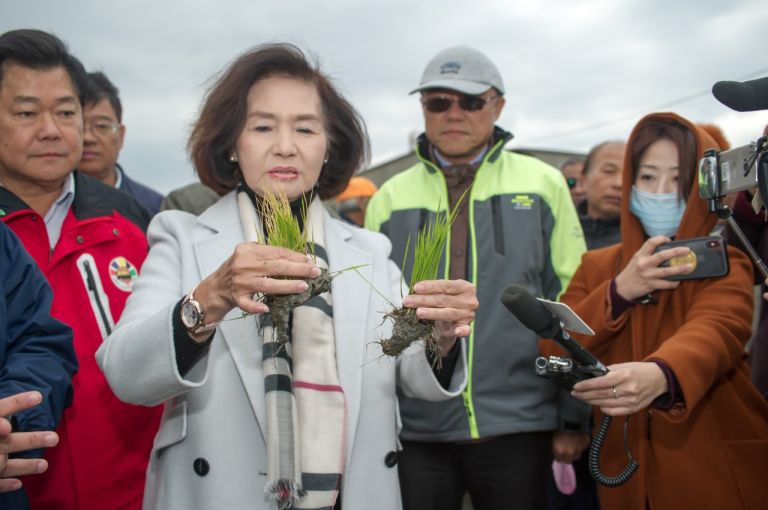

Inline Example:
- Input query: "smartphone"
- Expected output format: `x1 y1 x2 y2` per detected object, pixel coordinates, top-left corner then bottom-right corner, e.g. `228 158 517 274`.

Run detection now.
652 235 730 281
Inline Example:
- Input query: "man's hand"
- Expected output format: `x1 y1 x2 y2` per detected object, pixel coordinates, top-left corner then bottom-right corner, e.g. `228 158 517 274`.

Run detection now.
0 391 59 492
552 430 590 463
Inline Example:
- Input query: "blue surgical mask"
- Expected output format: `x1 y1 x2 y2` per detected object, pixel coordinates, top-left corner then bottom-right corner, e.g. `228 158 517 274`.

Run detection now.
629 186 686 237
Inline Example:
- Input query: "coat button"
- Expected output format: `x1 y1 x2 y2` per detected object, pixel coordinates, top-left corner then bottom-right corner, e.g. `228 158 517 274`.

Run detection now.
112 228 120 237
384 451 399 468
75 235 85 244
193 457 210 476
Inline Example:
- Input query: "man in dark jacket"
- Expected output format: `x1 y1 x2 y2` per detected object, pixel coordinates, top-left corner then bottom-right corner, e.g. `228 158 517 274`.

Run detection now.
79 72 163 215
0 222 77 509
578 140 626 249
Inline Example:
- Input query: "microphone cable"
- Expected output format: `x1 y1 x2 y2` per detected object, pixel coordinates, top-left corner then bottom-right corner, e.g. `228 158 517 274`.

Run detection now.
588 415 639 487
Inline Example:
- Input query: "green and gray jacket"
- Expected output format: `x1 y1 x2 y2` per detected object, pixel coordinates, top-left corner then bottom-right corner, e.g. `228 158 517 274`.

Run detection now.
365 128 588 441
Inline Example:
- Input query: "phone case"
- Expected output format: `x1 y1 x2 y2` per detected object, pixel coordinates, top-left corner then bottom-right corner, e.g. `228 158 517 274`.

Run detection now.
653 235 730 281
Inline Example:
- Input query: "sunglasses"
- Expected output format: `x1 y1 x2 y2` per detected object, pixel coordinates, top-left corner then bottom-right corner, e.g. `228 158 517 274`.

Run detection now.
422 94 499 113
566 177 579 189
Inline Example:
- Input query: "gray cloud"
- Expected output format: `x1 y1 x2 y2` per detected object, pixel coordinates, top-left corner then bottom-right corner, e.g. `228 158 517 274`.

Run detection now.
2 0 766 193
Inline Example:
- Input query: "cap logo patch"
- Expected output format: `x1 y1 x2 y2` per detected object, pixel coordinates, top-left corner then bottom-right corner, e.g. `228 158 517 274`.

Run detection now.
440 61 461 75
109 256 139 292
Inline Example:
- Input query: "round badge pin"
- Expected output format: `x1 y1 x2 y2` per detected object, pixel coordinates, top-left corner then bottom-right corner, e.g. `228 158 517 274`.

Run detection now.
109 256 139 292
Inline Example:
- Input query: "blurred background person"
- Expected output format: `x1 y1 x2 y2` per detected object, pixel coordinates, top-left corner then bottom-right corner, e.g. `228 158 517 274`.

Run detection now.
80 71 163 215
725 122 768 399
334 175 378 227
548 112 768 510
0 29 160 509
577 141 625 249
561 158 586 206
160 181 220 215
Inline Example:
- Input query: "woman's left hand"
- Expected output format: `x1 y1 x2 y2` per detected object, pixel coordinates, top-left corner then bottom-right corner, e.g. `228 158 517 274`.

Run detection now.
571 362 668 416
402 279 478 356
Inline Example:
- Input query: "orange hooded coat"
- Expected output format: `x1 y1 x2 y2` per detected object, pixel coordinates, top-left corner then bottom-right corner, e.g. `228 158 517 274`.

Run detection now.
545 113 768 509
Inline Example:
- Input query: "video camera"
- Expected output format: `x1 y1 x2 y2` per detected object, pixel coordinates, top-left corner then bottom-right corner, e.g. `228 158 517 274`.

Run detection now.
697 76 768 279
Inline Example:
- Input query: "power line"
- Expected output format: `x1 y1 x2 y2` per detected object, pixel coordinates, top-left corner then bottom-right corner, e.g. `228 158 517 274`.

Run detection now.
521 67 768 144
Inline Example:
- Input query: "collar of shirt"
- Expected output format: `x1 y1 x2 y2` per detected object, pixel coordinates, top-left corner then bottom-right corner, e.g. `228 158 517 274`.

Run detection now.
113 165 123 188
44 173 76 250
433 144 488 169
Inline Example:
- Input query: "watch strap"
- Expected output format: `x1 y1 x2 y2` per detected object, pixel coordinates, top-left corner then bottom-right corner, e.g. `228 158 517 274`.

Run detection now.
183 284 222 333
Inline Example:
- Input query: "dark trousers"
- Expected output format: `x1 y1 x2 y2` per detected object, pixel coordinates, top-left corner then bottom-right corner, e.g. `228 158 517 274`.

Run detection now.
398 432 553 510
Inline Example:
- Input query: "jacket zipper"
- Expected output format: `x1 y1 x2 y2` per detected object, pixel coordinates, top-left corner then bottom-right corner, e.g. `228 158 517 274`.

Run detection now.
76 253 115 339
84 259 112 336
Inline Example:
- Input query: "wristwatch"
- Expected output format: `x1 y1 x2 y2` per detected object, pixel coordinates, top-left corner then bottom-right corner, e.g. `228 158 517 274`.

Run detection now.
180 285 221 335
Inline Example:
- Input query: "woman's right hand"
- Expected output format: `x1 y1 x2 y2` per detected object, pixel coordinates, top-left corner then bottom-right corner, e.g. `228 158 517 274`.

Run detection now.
614 236 694 302
191 243 321 324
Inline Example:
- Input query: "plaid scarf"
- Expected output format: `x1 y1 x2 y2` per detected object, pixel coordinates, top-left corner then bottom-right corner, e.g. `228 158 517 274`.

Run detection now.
237 192 346 510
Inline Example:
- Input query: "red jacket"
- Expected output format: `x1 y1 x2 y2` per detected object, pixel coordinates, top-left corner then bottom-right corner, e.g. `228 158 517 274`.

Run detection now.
0 172 162 510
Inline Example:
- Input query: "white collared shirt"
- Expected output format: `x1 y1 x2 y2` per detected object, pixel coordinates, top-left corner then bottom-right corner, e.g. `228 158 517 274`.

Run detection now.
113 165 123 189
44 173 76 249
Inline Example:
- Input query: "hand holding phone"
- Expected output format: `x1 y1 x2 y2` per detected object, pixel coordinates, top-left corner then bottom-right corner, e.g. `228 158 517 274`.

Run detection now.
615 236 696 301
652 236 730 281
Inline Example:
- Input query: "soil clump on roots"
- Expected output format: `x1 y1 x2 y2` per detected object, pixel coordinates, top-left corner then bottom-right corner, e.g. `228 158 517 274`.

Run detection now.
264 268 333 345
379 307 440 367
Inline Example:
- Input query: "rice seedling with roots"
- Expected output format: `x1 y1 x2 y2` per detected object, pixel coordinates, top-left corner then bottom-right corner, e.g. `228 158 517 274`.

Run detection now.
378 191 467 366
258 192 335 345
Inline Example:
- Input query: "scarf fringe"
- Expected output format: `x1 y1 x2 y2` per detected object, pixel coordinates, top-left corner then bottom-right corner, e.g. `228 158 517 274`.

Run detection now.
267 479 306 510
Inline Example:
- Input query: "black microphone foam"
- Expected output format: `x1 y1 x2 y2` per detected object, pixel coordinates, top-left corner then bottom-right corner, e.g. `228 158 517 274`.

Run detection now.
501 284 604 369
500 284 560 338
712 77 768 112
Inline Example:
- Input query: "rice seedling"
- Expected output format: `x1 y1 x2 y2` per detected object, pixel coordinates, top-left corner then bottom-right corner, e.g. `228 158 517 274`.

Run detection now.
258 192 332 345
378 189 468 364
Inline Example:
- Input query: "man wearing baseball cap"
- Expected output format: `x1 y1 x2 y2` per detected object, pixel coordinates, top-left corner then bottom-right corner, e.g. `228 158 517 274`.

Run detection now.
366 46 588 509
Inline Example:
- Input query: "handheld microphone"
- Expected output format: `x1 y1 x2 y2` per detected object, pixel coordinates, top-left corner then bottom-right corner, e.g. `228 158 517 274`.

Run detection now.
712 76 768 112
502 285 638 487
500 284 605 371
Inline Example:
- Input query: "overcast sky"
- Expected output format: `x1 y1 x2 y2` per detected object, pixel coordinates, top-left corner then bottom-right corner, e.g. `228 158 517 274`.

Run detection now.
3 0 767 194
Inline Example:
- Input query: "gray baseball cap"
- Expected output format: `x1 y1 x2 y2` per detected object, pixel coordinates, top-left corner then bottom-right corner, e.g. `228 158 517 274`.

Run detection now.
411 45 505 96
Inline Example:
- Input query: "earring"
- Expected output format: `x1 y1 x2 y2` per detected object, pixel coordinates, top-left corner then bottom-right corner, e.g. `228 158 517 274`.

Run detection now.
229 153 238 163
323 158 328 164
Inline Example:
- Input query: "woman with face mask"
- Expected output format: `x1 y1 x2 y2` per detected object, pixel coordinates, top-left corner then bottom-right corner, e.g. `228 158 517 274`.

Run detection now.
543 113 768 509
95 43 477 510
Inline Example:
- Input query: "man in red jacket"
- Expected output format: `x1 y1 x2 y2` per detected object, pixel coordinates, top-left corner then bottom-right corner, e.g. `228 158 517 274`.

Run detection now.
0 29 161 509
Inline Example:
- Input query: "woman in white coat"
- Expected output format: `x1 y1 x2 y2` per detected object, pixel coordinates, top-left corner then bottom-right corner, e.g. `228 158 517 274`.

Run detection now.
96 44 477 510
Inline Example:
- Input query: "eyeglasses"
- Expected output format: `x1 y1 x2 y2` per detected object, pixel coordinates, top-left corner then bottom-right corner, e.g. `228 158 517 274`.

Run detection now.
422 94 499 113
566 177 579 189
85 120 119 137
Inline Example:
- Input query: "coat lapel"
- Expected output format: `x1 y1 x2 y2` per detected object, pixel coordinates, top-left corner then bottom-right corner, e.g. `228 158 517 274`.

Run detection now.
194 193 268 440
324 215 372 466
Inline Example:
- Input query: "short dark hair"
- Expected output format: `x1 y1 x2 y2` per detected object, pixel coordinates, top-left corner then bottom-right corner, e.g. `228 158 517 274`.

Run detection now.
583 141 623 175
189 43 370 199
629 120 697 201
84 71 122 121
0 29 87 105
560 158 584 171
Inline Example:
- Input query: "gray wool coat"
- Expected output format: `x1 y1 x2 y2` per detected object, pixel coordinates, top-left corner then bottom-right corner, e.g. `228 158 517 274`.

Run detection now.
96 192 467 510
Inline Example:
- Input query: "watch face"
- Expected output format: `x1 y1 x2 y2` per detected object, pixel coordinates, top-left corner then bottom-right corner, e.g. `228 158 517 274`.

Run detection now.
181 301 201 329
